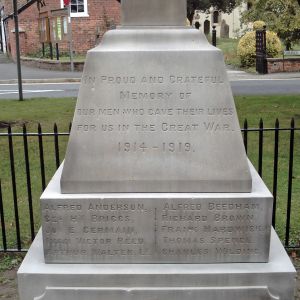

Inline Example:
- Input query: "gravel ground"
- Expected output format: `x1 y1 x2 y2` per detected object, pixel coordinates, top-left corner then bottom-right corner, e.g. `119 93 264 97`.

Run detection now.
0 258 299 300
0 268 18 300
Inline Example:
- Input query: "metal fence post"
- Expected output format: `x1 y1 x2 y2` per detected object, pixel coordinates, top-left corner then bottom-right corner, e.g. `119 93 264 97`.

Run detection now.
23 124 35 241
285 118 295 247
0 180 7 251
256 25 268 74
212 25 216 47
258 118 264 176
272 119 279 228
8 125 22 250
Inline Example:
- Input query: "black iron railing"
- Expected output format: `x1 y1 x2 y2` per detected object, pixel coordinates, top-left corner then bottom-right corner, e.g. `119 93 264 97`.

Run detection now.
242 118 298 249
0 123 70 252
256 26 268 74
0 120 299 252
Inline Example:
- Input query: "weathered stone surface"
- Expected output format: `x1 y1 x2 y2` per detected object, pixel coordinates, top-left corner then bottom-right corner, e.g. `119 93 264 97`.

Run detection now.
121 0 186 26
44 161 270 263
21 286 279 300
60 28 251 193
19 1 295 300
17 229 296 300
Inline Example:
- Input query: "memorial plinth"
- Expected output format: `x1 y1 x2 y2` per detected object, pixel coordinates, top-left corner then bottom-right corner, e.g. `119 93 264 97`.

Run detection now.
18 0 296 299
60 5 252 194
18 229 296 300
121 0 186 26
42 162 271 264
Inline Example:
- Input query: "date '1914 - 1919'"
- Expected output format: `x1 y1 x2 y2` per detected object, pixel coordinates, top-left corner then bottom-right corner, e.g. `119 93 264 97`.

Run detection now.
118 142 194 153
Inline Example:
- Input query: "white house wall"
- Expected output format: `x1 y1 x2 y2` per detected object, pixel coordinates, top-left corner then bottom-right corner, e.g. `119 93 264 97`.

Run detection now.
193 3 248 38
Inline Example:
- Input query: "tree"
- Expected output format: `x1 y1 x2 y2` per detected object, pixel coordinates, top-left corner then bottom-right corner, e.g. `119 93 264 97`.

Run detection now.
241 0 300 49
186 0 237 24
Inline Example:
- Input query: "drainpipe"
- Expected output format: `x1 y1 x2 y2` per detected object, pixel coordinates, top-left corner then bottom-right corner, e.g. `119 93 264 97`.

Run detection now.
0 7 7 53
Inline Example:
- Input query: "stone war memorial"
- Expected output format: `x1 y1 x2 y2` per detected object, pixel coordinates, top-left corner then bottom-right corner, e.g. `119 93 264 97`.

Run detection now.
18 0 296 299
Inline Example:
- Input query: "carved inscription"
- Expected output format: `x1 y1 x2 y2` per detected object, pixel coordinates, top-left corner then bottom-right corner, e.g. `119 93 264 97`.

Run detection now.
82 75 224 85
75 73 236 159
43 201 151 259
42 197 271 263
156 201 264 257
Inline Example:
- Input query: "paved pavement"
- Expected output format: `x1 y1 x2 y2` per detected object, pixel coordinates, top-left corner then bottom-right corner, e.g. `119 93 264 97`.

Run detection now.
0 52 81 83
1 52 300 84
0 52 11 64
227 69 300 81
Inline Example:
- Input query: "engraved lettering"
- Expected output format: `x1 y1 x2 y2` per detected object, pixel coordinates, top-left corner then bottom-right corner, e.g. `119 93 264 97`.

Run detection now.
162 123 199 131
179 92 192 99
134 124 156 131
122 108 145 115
215 248 260 255
88 203 145 211
214 214 255 222
148 108 173 115
82 226 136 234
91 215 131 222
176 108 204 115
163 237 205 244
169 75 224 84
77 108 95 115
100 76 136 84
77 124 97 132
141 76 164 83
76 238 112 245
161 248 209 255
98 108 120 115
120 91 173 100
163 203 202 210
82 76 96 85
203 122 233 132
208 203 260 210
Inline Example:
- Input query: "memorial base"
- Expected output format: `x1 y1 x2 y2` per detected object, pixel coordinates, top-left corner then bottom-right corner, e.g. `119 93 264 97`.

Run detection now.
41 162 273 264
18 229 296 300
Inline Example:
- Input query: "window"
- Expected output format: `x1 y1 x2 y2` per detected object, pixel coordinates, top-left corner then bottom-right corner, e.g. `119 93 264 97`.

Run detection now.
71 0 84 14
213 11 220 24
61 0 88 17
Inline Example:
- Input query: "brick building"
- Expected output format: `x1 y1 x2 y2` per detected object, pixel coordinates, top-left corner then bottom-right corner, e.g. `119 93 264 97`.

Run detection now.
0 0 121 59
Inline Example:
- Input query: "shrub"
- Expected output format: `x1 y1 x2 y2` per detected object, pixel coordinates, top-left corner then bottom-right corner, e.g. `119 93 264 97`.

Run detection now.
252 20 266 31
237 31 282 67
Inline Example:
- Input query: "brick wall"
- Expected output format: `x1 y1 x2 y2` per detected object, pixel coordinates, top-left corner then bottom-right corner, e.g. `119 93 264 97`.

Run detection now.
267 58 300 73
3 0 120 59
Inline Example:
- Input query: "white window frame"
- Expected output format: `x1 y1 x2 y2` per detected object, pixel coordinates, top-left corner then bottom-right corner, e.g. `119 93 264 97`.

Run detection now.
60 0 89 17
1 8 7 53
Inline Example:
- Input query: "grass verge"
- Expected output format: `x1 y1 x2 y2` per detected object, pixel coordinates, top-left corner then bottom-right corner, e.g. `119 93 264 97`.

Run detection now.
216 38 240 69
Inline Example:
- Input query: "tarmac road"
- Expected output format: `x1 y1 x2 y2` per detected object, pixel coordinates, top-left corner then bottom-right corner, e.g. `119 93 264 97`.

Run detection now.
231 77 300 95
0 82 80 99
1 78 300 99
1 56 300 99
